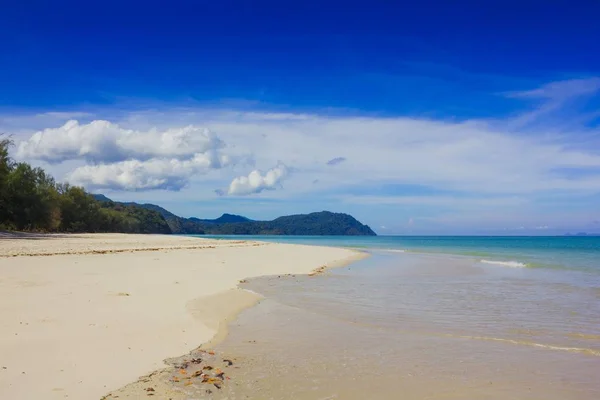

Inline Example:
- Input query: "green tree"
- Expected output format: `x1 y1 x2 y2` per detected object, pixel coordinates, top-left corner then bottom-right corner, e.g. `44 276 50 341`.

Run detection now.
0 137 14 226
57 184 103 232
4 163 60 230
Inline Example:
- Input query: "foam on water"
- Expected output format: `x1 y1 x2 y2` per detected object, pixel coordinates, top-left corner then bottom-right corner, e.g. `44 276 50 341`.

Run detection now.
480 259 528 268
443 333 600 356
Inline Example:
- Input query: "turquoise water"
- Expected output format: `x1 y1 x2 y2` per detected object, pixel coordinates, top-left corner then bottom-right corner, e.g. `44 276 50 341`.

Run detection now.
196 235 600 273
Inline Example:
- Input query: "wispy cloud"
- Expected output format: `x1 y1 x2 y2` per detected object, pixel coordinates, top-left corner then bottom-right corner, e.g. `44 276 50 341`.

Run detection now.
506 78 600 100
505 77 600 130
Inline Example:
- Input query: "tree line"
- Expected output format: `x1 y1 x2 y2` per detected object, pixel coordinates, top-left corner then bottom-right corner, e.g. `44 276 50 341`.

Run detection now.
0 137 171 234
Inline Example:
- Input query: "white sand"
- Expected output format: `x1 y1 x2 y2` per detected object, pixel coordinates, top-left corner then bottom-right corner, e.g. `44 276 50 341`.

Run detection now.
0 234 361 399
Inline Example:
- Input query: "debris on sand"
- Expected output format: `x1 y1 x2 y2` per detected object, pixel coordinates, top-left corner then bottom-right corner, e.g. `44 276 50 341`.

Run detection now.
107 348 236 398
166 349 232 392
308 265 327 276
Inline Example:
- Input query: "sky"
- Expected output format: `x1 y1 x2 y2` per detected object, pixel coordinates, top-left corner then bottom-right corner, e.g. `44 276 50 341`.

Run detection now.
1 0 600 235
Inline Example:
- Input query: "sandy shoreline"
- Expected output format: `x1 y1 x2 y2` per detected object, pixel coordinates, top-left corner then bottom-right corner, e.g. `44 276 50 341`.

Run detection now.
0 233 365 399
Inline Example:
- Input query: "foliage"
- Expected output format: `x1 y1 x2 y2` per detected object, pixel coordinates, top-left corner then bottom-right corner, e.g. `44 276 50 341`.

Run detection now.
0 139 171 234
117 200 376 236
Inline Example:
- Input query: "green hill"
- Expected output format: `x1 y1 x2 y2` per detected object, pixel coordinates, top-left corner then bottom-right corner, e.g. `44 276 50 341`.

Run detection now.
94 196 376 236
190 213 252 224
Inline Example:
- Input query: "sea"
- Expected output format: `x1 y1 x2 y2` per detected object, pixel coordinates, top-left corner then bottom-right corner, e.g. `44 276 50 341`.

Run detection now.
193 235 600 399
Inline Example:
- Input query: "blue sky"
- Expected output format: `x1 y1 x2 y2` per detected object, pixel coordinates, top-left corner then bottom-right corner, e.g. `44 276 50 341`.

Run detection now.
1 1 600 234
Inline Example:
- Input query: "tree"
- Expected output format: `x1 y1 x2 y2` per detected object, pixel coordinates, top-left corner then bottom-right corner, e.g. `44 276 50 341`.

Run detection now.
0 137 14 226
4 163 60 230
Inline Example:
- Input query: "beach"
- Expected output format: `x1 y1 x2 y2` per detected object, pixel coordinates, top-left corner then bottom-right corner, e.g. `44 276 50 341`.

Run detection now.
163 248 599 400
0 233 363 399
108 236 599 400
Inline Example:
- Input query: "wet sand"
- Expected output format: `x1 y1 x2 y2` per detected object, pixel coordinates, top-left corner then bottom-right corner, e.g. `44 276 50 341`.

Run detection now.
0 233 363 399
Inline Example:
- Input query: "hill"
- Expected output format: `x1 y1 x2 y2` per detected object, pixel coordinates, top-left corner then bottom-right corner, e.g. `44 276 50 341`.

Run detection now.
203 211 376 235
93 195 376 236
92 195 200 234
190 213 252 224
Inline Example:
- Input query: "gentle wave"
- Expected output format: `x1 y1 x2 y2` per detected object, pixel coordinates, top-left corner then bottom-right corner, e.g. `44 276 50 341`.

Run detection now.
379 249 406 253
445 334 600 357
566 332 600 340
480 259 527 268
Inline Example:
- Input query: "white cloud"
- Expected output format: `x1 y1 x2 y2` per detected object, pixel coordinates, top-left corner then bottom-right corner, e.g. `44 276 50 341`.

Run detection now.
228 163 289 196
9 108 600 198
4 77 600 231
67 152 230 191
16 120 223 163
14 119 234 192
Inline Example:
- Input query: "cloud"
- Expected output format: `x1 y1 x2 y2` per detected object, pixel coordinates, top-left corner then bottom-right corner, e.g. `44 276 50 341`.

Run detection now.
507 78 600 100
227 163 289 196
67 152 231 191
326 157 346 166
10 103 600 198
14 119 235 192
16 120 223 163
6 77 600 231
505 77 600 129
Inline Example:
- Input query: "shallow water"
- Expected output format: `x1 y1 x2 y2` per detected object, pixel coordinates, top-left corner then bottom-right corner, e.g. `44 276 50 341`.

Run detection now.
212 251 600 399
197 235 600 273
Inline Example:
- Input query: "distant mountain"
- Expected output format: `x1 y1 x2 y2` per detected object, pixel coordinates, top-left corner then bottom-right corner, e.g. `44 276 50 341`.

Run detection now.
190 213 252 224
92 194 376 236
91 193 113 203
187 211 375 235
123 202 178 219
